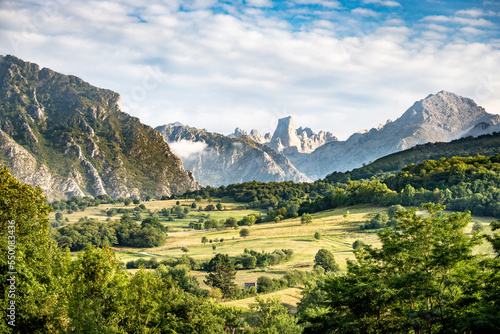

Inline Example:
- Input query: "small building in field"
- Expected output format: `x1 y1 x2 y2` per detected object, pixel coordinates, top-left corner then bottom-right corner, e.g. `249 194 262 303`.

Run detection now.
244 282 256 290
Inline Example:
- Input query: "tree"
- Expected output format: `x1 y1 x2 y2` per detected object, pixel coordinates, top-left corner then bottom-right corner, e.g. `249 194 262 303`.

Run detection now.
244 214 257 227
314 231 321 240
216 203 223 211
472 221 484 232
251 296 303 334
174 205 183 218
309 203 484 333
352 239 364 249
387 204 405 219
314 248 339 273
225 217 237 228
257 276 275 293
181 247 189 253
68 245 126 332
134 212 143 221
0 165 71 333
204 254 237 298
301 213 313 224
55 212 64 221
240 228 250 238
202 236 208 245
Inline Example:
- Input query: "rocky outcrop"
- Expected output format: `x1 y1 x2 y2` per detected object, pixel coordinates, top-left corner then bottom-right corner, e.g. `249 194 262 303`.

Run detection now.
292 91 500 179
156 124 311 186
269 116 303 153
229 116 337 154
0 55 199 200
0 129 85 200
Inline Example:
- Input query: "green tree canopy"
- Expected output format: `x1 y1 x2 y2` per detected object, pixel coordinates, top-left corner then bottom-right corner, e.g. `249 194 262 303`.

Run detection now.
313 249 339 273
301 213 313 224
239 228 250 238
204 254 237 298
304 203 486 333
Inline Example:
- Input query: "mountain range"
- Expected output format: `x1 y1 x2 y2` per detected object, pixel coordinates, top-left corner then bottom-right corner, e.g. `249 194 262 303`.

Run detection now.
288 91 500 179
163 91 500 183
155 124 310 186
2 55 500 200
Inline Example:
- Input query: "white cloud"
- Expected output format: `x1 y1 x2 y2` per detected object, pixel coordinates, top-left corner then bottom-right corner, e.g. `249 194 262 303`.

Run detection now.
362 0 402 8
293 0 341 8
456 9 493 17
168 140 208 159
246 0 274 7
0 0 499 141
422 15 495 27
351 8 379 17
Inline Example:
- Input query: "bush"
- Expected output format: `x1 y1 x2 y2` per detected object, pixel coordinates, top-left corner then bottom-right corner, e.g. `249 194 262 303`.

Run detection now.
301 213 313 224
257 276 275 293
239 228 250 238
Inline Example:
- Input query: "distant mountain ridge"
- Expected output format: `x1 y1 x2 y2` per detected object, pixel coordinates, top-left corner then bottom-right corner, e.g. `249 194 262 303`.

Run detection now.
288 91 500 179
0 55 199 200
326 131 500 183
156 124 311 186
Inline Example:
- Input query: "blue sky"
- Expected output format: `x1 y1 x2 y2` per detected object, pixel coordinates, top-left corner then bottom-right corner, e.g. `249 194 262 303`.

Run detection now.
1 0 499 139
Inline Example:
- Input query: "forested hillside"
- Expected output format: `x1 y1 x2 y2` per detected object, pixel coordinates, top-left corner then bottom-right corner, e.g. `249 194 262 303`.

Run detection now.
183 153 500 219
326 131 500 183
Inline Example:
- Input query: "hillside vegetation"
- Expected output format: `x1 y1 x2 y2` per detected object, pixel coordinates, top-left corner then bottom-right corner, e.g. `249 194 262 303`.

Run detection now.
326 131 500 182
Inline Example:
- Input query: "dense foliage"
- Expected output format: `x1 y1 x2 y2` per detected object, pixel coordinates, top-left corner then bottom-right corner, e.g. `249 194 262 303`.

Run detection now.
51 215 168 250
385 155 500 217
204 254 237 298
297 203 500 333
233 248 294 269
326 131 500 183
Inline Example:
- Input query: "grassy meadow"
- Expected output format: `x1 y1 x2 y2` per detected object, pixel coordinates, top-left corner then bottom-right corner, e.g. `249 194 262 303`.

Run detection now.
50 197 497 310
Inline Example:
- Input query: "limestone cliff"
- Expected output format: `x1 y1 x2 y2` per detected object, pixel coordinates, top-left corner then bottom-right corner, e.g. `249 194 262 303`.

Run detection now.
0 55 199 200
156 124 311 186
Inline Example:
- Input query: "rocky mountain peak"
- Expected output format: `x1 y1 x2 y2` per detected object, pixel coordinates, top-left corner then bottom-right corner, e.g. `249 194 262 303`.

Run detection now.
269 116 302 152
396 90 494 142
291 91 500 179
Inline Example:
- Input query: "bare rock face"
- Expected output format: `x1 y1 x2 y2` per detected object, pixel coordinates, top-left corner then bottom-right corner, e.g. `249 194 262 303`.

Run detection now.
230 116 337 154
292 91 500 179
249 129 271 144
0 55 200 200
269 116 303 153
156 124 311 186
0 129 85 200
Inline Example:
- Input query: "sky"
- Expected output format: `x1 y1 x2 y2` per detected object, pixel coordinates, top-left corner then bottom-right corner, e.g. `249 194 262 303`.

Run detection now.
1 0 499 139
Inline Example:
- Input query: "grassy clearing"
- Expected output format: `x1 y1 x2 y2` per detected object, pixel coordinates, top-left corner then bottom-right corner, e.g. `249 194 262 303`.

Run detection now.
52 199 498 300
223 287 304 313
